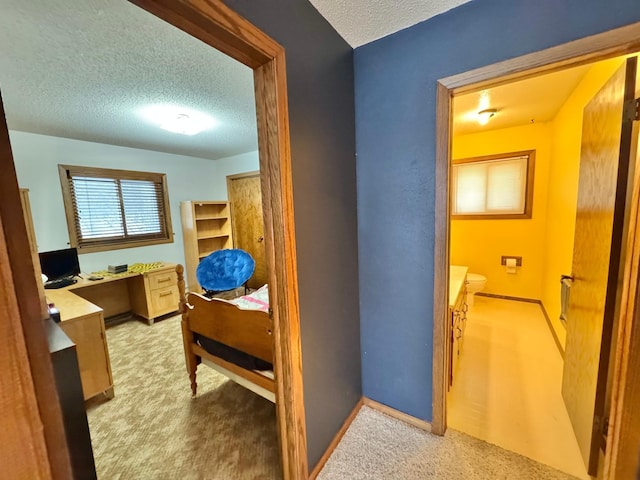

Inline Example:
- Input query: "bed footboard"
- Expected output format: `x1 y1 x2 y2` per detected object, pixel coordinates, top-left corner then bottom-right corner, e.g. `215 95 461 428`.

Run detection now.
176 264 275 399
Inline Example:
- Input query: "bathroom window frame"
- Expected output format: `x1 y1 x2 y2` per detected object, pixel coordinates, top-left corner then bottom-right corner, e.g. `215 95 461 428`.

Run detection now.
451 150 535 220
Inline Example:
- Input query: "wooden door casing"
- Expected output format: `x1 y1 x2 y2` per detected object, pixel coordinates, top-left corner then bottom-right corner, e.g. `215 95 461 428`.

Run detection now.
562 58 637 474
432 22 640 480
228 173 268 289
604 63 640 479
0 92 72 478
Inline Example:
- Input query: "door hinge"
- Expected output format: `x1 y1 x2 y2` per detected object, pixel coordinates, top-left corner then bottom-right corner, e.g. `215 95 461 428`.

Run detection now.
623 98 640 122
268 307 273 319
594 414 610 450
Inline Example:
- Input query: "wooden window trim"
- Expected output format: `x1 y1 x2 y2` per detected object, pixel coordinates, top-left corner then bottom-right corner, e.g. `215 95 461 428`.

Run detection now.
451 150 536 220
58 164 174 254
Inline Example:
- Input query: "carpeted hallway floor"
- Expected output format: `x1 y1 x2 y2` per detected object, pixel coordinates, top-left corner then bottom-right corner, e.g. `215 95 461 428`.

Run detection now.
87 314 580 479
317 407 579 480
86 315 281 480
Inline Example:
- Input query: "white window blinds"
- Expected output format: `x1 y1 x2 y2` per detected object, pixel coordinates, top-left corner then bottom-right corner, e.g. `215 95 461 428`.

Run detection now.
452 152 533 218
60 165 172 251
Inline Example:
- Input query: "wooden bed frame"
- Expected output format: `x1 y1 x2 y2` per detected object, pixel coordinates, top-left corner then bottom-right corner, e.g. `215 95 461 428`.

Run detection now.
176 264 276 402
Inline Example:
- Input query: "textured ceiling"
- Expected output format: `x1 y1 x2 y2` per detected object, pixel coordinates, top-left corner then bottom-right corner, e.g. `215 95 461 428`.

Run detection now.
453 64 591 136
309 0 473 47
0 0 257 161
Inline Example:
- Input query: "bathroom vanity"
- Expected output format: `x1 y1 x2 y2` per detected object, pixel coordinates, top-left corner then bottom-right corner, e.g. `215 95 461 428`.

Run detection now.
449 265 468 388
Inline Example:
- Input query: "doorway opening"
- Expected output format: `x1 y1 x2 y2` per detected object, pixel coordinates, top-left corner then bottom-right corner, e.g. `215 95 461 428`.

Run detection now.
432 22 640 480
446 54 639 479
0 0 307 479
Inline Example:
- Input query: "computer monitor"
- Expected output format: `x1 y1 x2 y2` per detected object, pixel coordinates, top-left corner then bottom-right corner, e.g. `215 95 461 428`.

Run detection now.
39 248 81 281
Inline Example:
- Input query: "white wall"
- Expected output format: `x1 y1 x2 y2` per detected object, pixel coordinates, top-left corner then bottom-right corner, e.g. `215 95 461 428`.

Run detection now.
10 130 258 273
211 150 260 199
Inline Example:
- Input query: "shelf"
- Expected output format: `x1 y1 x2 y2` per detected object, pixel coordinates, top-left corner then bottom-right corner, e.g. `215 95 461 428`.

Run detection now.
195 215 227 221
197 233 230 240
181 200 233 292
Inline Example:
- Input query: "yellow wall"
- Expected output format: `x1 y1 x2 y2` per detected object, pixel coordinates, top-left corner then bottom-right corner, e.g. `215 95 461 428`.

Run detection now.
451 122 552 299
541 57 627 350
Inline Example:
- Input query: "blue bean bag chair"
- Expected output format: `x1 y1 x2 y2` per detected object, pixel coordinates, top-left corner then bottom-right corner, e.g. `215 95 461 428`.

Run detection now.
196 249 255 293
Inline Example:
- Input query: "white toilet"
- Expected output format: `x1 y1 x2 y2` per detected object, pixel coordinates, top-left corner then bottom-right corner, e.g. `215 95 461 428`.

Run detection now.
466 273 487 306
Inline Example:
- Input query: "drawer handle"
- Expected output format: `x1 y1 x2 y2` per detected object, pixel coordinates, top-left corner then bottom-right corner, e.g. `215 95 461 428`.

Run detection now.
157 276 172 283
159 291 173 297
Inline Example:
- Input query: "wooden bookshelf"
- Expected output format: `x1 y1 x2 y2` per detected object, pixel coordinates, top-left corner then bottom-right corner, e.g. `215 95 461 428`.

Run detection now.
180 201 233 292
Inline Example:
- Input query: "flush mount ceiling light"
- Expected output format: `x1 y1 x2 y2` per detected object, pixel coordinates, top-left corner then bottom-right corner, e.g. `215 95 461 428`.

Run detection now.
139 105 217 136
477 108 497 125
160 113 203 135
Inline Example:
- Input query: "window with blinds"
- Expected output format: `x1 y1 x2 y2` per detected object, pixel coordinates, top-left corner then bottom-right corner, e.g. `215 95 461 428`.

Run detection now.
58 165 173 252
451 150 535 219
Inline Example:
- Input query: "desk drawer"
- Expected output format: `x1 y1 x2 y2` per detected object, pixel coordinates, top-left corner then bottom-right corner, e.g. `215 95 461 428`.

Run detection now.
150 286 179 316
148 270 177 290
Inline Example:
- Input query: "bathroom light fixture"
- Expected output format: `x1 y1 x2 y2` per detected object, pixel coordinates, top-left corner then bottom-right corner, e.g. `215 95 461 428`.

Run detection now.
477 108 497 125
139 104 217 136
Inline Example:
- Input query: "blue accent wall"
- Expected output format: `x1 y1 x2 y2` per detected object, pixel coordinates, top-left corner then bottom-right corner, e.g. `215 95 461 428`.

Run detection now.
227 0 361 469
355 0 640 421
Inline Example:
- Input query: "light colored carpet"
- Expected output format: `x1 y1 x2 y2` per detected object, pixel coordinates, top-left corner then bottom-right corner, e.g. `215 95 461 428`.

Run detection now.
317 407 579 480
86 315 281 480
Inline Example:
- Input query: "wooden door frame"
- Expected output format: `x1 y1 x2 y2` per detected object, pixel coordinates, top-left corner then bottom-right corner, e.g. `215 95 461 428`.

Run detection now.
3 0 307 478
126 2 308 478
432 21 640 478
0 94 73 478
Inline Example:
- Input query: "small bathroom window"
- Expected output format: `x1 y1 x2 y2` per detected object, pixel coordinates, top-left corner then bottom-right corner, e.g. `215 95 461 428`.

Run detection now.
451 150 535 219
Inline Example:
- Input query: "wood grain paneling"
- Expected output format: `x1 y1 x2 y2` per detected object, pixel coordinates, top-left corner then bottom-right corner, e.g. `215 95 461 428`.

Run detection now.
228 173 268 288
561 61 632 474
187 292 274 362
0 92 72 478
127 2 308 478
19 188 47 316
47 289 113 401
61 313 112 400
604 63 640 480
254 53 309 479
73 280 132 318
0 211 52 479
432 81 452 436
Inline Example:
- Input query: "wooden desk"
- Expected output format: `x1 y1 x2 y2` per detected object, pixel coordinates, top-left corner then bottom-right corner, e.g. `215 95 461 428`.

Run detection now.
66 262 179 325
45 263 179 400
46 289 114 401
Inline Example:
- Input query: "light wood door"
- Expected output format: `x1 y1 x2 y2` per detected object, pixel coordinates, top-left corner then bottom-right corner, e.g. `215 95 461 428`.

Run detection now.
228 174 267 289
562 58 638 475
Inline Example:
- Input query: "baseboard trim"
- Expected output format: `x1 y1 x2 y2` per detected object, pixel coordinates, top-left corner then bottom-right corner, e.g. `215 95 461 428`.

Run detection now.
362 397 432 432
476 293 565 359
309 397 364 480
476 292 538 303
539 301 565 359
